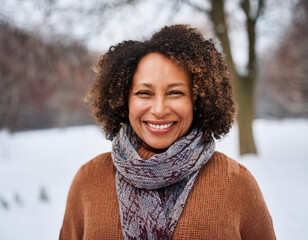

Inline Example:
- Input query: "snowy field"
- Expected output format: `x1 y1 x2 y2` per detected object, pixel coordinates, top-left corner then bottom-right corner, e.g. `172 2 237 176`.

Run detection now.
0 119 307 240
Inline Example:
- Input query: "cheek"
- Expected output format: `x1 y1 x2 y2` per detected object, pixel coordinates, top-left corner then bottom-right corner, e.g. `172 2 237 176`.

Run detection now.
128 98 146 120
173 100 194 121
128 102 135 122
183 107 194 125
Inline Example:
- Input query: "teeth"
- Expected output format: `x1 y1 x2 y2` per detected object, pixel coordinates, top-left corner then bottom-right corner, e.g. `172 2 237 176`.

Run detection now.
147 122 173 129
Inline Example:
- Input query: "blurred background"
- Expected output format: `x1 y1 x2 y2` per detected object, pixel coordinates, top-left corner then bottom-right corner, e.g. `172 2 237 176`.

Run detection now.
0 0 307 239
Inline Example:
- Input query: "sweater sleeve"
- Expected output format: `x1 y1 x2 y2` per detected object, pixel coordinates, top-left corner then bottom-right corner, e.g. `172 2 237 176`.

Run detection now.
59 165 86 240
237 165 276 240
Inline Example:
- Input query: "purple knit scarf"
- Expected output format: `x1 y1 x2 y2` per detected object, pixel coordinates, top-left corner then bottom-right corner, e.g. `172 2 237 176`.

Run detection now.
112 124 215 240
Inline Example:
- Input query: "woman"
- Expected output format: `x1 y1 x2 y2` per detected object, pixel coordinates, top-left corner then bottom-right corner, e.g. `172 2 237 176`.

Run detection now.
60 25 276 239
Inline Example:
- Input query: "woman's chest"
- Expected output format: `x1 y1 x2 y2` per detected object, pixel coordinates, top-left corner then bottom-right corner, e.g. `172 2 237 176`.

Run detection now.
81 177 241 240
172 181 241 239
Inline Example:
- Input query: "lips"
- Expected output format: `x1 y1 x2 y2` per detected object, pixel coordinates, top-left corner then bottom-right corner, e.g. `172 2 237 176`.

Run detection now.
144 121 176 133
146 122 175 129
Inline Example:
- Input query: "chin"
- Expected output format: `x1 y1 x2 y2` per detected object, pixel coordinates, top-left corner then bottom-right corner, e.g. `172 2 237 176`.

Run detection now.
145 140 173 150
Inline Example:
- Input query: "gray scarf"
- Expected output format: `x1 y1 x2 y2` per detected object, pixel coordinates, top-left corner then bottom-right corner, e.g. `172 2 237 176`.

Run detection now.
112 124 215 240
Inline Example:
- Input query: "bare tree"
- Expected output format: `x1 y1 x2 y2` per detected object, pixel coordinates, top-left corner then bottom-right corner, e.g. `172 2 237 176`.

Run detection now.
209 0 263 154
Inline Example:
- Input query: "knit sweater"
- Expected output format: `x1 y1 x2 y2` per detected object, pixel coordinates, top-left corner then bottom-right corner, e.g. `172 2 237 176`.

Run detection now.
60 147 276 240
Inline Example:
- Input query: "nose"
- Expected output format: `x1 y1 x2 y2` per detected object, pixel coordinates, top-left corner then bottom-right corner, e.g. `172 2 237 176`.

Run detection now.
150 96 169 118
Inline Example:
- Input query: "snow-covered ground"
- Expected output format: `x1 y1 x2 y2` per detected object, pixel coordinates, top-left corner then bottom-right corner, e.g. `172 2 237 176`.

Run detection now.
0 119 307 240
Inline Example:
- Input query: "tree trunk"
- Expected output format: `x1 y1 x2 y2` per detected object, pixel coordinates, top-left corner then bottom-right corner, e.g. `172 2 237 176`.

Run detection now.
237 76 257 154
210 0 257 155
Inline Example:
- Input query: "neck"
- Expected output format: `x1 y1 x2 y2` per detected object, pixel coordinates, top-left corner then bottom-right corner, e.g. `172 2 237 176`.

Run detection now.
141 142 169 154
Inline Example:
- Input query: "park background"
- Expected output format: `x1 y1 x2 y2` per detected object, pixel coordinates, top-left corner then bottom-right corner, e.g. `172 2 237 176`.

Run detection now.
0 0 307 239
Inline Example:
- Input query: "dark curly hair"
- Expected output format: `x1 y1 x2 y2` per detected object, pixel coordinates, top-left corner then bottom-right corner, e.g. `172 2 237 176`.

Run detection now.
85 24 236 142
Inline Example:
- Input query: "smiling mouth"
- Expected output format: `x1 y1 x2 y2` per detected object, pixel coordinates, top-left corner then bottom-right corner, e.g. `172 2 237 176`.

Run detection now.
146 122 176 130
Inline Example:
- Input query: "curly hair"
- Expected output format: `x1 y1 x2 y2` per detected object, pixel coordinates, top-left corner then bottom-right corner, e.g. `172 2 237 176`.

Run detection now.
85 24 236 142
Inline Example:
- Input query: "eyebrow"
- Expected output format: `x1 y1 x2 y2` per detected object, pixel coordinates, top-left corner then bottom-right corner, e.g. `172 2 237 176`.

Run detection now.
139 82 186 88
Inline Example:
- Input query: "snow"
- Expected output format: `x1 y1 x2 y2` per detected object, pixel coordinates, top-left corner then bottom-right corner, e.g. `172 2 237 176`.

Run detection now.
0 119 307 239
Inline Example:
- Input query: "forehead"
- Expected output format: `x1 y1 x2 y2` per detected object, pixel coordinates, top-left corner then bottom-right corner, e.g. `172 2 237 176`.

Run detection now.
132 53 191 86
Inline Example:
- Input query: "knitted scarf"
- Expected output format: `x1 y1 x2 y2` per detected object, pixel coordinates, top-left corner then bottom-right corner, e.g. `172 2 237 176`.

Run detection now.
112 124 215 240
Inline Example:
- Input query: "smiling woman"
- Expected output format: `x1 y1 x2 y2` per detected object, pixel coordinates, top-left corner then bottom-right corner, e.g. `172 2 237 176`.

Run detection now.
60 25 276 239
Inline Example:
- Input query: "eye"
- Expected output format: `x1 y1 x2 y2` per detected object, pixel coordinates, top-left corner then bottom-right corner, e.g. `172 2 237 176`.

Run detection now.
135 91 153 97
168 91 184 96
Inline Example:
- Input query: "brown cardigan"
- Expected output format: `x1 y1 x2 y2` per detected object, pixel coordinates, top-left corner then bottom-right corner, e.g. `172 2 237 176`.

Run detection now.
60 147 276 239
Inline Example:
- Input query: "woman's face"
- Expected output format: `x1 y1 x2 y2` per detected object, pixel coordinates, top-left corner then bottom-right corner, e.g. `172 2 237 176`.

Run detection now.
128 53 194 149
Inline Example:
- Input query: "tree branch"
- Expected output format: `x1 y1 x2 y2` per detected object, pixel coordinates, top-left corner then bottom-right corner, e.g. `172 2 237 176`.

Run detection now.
210 0 238 81
241 0 264 21
240 0 250 20
181 0 209 14
240 0 263 80
256 0 264 20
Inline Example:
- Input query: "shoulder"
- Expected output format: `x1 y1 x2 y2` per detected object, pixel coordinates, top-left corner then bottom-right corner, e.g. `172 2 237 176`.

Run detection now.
70 152 115 190
198 151 261 193
203 151 251 178
78 152 113 175
206 155 276 238
60 152 117 239
205 151 267 205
